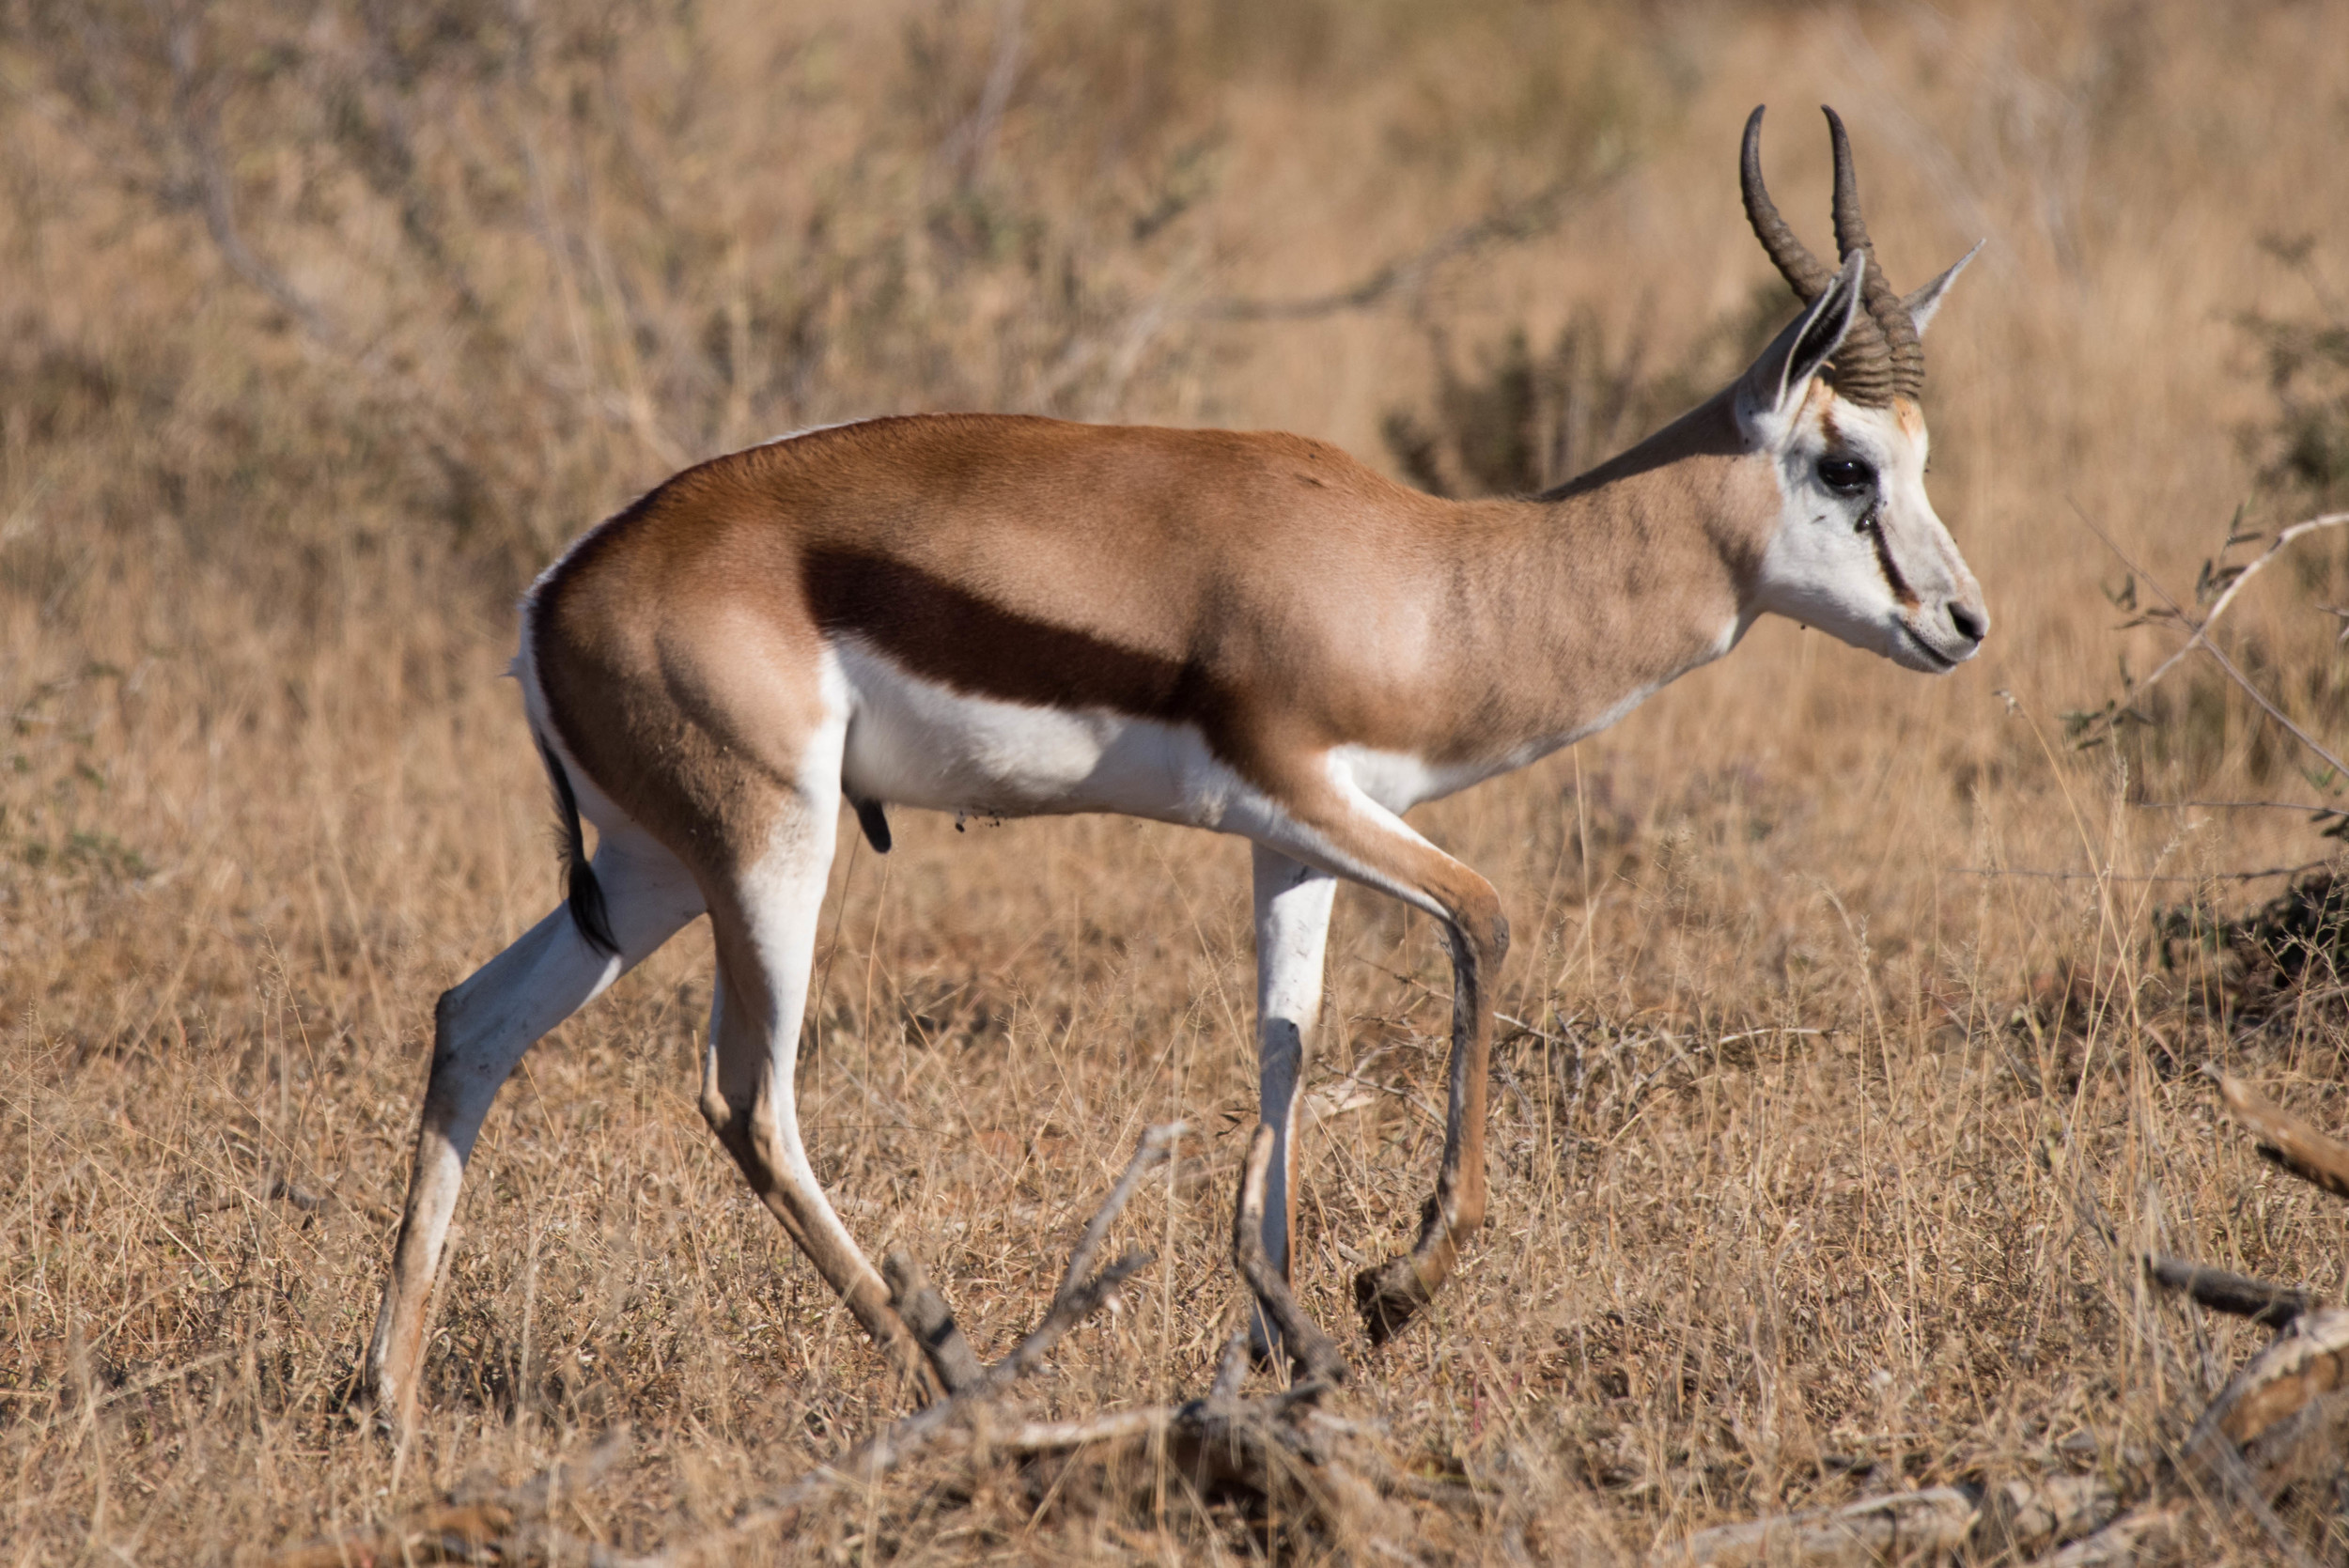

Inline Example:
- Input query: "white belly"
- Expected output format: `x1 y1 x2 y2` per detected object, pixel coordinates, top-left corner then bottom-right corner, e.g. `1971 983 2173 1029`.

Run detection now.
834 640 1254 829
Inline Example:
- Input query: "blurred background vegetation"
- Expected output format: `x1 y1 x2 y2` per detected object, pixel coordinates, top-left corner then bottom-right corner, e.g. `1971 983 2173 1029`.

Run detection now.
7 1 2349 1560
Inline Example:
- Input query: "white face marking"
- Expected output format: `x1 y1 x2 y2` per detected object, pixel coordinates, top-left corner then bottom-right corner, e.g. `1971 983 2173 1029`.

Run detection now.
1747 391 1987 673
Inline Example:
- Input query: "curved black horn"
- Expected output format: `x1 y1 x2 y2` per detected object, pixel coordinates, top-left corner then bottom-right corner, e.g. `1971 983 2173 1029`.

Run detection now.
1822 106 1922 402
1740 106 1833 303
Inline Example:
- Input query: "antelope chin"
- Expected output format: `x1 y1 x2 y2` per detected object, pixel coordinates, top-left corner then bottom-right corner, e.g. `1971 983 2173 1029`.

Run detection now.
1896 620 1966 672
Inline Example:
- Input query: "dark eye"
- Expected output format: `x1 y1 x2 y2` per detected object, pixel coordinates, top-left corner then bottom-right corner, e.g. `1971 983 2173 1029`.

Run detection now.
1816 457 1876 494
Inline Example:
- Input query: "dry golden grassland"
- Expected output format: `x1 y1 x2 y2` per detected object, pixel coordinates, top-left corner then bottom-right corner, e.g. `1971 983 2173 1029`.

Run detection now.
7 0 2349 1560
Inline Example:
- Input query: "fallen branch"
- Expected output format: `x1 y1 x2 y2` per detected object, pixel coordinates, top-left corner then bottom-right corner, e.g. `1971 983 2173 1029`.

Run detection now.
2146 1256 2313 1327
692 1126 1186 1556
737 1118 1429 1558
2217 1071 2349 1201
1657 1474 2121 1567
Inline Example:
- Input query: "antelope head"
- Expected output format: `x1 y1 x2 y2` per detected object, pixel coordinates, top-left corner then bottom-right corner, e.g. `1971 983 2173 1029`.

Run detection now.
1732 106 1988 673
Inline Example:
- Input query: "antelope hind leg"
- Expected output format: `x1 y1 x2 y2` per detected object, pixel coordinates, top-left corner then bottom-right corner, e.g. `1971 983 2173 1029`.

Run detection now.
693 768 947 1404
366 830 703 1436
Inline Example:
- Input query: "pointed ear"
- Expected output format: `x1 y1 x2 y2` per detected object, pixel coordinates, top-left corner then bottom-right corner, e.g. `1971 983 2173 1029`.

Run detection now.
1902 239 1983 335
1738 250 1866 421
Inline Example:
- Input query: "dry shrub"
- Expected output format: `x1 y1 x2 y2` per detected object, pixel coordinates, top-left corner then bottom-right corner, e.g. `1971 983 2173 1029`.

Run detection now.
6 0 2349 1562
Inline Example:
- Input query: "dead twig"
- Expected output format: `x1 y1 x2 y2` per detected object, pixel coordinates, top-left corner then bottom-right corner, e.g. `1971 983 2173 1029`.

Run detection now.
647 1126 1184 1562
1956 861 2334 883
2121 511 2349 737
1668 1069 2349 1566
2071 505 2349 778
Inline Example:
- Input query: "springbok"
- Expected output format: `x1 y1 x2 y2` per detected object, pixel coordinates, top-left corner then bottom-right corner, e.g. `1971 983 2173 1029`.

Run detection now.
365 106 1987 1426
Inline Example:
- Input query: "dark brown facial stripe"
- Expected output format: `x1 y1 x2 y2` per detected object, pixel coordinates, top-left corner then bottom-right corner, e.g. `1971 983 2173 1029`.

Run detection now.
1867 509 1920 609
799 549 1282 791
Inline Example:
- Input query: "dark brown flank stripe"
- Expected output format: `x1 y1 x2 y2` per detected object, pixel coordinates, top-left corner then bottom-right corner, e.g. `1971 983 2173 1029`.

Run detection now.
799 549 1284 794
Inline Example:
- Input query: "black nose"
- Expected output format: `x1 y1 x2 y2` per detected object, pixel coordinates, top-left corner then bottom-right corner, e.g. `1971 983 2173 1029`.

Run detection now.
1947 600 1987 644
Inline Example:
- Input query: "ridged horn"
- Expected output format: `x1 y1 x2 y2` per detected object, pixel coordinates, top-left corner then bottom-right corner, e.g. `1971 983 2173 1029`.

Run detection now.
1823 105 1922 403
1740 106 1833 303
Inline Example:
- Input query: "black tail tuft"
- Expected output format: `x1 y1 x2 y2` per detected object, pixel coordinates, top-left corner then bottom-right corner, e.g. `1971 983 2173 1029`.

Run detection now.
851 796 893 854
537 733 619 957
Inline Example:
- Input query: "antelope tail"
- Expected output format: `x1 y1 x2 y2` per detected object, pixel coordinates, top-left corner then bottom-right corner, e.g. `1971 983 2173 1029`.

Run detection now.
536 732 618 957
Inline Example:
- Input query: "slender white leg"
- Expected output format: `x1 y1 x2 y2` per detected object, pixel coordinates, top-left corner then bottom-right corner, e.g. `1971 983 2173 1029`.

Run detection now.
1249 843 1337 1353
1237 781 1509 1343
366 827 703 1432
694 720 941 1397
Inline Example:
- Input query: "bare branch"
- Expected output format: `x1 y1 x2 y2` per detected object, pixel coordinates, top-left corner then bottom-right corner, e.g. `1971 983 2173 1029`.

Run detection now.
1656 1475 2121 1567
2147 1256 2313 1327
2130 512 2349 715
1059 1122 1186 1300
1193 165 1626 323
2217 1072 2349 1202
1233 1125 1349 1386
1955 862 2332 884
2072 505 2349 777
652 1126 1184 1563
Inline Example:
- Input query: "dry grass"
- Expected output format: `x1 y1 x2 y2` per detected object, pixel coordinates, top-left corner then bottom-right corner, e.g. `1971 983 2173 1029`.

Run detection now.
7 0 2349 1560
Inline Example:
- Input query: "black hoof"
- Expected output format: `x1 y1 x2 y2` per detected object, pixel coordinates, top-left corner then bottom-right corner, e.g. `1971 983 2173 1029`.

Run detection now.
1354 1258 1431 1344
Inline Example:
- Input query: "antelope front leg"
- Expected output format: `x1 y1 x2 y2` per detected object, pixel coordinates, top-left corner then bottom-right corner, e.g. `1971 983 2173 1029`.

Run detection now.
1354 893 1506 1341
1248 844 1338 1361
1254 786 1510 1343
